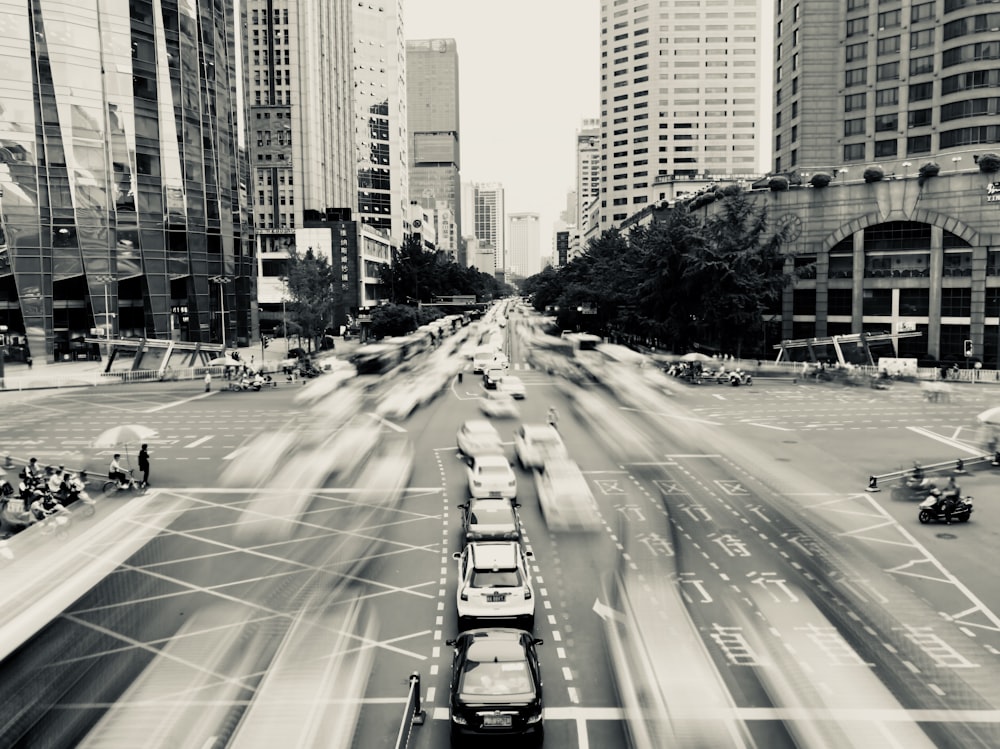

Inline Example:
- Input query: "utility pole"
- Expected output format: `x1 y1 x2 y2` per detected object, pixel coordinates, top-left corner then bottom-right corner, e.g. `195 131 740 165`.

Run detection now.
210 275 233 350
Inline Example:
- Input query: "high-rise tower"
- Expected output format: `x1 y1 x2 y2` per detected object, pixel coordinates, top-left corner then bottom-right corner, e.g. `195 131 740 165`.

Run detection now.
469 183 505 276
598 0 769 229
406 39 461 260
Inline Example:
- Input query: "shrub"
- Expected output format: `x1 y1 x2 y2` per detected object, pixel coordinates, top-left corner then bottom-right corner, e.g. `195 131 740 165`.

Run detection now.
917 161 940 187
809 172 833 188
979 153 1000 173
769 175 789 192
863 166 884 183
720 183 743 197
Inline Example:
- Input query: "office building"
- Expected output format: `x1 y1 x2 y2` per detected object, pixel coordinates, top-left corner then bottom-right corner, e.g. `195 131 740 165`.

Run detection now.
576 118 600 233
773 0 1000 176
0 0 253 363
467 182 506 275
406 39 461 259
354 0 409 244
598 0 770 230
507 212 541 280
247 0 356 331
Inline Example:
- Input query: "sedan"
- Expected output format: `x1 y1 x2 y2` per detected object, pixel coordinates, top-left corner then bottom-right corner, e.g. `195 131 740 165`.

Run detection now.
484 367 505 389
480 391 519 419
499 375 526 399
459 497 521 546
447 628 544 746
457 419 505 461
467 454 517 500
513 423 568 470
453 542 535 631
535 457 602 533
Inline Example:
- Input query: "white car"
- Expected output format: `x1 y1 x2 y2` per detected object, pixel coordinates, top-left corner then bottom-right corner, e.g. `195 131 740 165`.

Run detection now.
483 367 505 389
457 419 505 460
453 541 535 631
375 382 421 420
480 390 519 419
513 423 568 470
467 453 517 500
535 457 602 532
499 375 526 399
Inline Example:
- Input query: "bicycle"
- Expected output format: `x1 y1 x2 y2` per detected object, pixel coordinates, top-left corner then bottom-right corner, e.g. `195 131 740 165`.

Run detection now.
102 468 145 495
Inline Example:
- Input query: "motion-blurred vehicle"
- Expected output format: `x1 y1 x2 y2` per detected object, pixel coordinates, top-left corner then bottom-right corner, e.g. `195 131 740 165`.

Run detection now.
457 419 505 461
918 491 973 524
484 367 505 389
453 542 535 630
480 391 519 419
375 381 421 420
459 497 521 546
498 375 526 399
513 423 567 470
472 345 496 374
534 458 601 532
467 454 517 500
447 628 544 746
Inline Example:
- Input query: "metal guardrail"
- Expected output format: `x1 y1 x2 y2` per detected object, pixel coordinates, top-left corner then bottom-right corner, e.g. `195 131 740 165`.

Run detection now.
393 671 425 749
865 454 996 492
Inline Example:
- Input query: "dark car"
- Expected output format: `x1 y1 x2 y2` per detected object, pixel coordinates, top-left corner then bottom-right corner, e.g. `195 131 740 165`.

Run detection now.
459 497 521 546
447 628 544 746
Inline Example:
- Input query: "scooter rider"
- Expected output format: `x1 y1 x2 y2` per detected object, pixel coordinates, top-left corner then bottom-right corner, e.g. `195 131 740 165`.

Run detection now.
109 454 129 488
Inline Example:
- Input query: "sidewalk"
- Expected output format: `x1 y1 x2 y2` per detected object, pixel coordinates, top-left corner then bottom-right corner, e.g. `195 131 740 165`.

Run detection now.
0 336 365 392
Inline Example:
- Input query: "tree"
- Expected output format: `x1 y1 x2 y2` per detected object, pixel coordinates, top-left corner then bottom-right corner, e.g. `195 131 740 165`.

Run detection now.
380 234 511 304
370 303 417 338
283 246 339 352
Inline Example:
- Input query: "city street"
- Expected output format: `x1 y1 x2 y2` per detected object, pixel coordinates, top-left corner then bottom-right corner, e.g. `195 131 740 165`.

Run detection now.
1 340 1000 747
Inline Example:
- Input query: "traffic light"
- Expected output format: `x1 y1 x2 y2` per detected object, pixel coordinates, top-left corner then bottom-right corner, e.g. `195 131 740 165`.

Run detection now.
964 339 973 358
263 335 271 349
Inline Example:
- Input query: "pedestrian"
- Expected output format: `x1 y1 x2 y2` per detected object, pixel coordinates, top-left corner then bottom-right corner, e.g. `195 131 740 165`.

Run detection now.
26 355 32 370
204 371 212 392
138 444 150 488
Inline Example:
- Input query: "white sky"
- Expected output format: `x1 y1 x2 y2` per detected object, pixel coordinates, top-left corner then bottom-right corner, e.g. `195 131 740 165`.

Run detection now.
403 0 601 256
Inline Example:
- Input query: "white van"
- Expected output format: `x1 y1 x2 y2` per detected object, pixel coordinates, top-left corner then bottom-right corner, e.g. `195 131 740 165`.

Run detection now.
472 345 496 374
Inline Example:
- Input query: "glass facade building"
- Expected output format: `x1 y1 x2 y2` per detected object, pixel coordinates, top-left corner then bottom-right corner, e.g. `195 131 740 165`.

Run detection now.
0 0 253 363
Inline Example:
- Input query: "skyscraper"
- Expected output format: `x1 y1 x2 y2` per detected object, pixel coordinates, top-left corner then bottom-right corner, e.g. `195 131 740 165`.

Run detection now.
354 0 409 245
576 118 600 234
0 0 253 361
773 0 1000 175
468 182 505 276
247 0 356 329
598 0 770 230
507 212 541 280
406 39 461 260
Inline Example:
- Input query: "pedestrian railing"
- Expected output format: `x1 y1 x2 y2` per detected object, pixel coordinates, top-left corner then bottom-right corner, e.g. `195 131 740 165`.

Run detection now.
392 671 426 749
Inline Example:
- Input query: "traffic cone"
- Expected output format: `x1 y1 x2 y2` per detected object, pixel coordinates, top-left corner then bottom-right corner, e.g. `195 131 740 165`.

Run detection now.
955 458 967 475
3 455 13 470
866 475 881 492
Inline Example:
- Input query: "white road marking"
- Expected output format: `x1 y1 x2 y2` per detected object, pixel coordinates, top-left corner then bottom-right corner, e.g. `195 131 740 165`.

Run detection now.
748 422 793 431
184 435 213 449
144 391 215 413
906 426 983 455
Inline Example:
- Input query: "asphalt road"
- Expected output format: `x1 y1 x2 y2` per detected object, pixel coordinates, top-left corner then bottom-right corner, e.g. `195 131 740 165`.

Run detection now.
2 321 1000 748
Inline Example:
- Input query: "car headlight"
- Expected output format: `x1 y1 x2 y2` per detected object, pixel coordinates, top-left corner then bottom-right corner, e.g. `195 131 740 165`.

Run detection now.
508 480 516 487
526 712 543 724
452 713 468 725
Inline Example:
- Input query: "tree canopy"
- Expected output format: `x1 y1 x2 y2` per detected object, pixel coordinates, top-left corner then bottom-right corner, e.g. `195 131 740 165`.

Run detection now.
282 246 340 351
380 235 511 304
522 191 788 357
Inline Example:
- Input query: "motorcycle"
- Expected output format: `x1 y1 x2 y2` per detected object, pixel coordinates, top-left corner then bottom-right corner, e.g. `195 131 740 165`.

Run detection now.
728 370 752 387
918 491 973 524
891 475 937 501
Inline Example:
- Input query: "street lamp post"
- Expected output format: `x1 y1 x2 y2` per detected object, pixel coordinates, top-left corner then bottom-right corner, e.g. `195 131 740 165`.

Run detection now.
93 274 117 362
210 275 233 350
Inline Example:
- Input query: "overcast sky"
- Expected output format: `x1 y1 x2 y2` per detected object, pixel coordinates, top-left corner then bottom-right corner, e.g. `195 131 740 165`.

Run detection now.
403 0 600 254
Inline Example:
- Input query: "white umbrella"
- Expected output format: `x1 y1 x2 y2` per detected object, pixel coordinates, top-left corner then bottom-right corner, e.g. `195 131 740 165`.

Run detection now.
208 355 241 367
976 407 1000 425
93 425 158 465
679 352 712 363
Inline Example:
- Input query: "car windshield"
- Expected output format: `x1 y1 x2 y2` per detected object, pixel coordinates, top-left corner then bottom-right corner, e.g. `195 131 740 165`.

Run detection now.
460 660 532 695
470 506 512 524
478 465 510 477
532 433 561 447
472 569 521 587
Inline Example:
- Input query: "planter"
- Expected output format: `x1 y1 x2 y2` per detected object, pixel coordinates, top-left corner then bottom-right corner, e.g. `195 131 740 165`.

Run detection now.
809 172 833 188
918 161 940 187
769 176 789 192
863 166 884 183
979 153 1000 174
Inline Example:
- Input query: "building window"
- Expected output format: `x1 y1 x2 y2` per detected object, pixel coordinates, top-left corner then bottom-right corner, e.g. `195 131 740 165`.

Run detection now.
899 288 930 316
909 55 934 75
876 87 899 106
845 92 867 111
846 17 868 37
911 2 935 23
847 0 868 12
875 113 898 131
877 36 901 55
863 288 892 317
878 9 901 29
941 288 972 318
877 61 900 81
907 134 932 154
828 288 853 316
844 142 866 160
845 118 865 136
846 42 868 62
845 68 867 86
910 28 935 50
909 81 934 101
875 138 898 157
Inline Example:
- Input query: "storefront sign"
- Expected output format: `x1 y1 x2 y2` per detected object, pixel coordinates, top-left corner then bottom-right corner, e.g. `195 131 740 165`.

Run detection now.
987 182 1000 203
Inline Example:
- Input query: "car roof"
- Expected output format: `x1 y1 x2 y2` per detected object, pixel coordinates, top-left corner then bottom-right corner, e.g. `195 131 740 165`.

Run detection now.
475 454 510 467
469 497 514 511
464 419 499 433
463 629 529 661
523 423 560 439
469 541 518 569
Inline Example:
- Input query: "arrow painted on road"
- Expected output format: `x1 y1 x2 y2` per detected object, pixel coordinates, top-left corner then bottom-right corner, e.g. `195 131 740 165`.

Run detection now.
592 597 624 622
